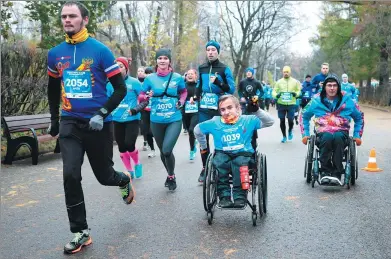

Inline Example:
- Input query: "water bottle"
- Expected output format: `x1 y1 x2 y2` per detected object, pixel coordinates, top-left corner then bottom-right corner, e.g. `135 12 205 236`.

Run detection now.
240 166 250 190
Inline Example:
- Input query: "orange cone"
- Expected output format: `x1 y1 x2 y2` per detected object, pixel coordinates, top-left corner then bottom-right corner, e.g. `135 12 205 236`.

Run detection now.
362 148 382 172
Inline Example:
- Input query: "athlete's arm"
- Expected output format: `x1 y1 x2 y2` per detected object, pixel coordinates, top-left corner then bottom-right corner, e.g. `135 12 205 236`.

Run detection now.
47 76 62 121
98 73 126 118
254 108 274 128
194 124 208 150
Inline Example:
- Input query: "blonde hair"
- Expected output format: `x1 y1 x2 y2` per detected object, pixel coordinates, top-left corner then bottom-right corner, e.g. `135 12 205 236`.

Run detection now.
322 63 329 67
218 94 240 109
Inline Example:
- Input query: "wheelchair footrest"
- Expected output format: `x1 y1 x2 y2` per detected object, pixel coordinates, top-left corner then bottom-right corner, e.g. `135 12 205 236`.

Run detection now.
319 176 343 186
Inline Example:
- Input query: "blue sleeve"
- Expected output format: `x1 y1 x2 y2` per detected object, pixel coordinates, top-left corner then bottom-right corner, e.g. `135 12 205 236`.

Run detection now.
198 119 213 135
100 46 121 78
141 76 152 92
300 100 315 137
350 102 364 138
177 75 185 91
224 67 235 94
47 49 60 78
106 82 114 97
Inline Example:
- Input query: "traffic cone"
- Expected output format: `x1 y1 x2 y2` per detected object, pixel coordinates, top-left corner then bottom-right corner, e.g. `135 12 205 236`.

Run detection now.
362 148 382 172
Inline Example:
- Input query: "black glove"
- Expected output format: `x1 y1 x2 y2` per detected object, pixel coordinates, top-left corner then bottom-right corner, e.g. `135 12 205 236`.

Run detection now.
176 100 184 110
291 92 297 97
247 101 259 113
276 93 281 99
48 120 59 137
200 149 209 167
129 109 137 115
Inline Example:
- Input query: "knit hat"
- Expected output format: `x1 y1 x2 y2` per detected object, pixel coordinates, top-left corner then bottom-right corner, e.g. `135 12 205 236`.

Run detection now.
283 66 291 73
145 66 154 74
155 48 172 61
205 40 220 54
116 57 129 73
245 67 255 76
321 74 343 100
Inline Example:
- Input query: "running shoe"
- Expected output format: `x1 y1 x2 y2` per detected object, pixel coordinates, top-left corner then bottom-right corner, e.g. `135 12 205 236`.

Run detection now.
64 230 92 254
148 150 156 158
120 171 135 204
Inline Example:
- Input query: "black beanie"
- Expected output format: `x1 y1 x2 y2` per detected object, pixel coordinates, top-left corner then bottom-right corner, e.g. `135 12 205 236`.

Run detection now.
155 48 171 61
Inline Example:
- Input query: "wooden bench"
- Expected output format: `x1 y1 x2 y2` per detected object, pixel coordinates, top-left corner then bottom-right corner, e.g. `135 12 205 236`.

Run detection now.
1 114 60 165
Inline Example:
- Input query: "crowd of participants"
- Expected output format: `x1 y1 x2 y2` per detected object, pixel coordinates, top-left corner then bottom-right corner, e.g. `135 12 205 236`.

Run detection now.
46 1 364 254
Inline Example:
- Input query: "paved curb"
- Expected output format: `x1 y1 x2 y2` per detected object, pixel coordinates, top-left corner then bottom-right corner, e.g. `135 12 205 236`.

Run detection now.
360 104 391 113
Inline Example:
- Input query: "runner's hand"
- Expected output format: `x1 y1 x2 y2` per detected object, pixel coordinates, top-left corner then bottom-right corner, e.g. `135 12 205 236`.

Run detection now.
89 115 104 131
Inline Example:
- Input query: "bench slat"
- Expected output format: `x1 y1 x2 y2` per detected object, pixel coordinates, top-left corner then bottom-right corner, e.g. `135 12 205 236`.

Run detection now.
3 114 51 132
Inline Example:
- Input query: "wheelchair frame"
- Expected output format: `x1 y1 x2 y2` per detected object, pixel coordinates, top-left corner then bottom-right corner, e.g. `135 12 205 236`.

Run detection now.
304 134 358 189
202 150 267 226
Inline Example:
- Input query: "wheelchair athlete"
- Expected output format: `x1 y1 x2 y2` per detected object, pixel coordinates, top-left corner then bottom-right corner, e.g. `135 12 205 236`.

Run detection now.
194 95 274 208
300 74 364 185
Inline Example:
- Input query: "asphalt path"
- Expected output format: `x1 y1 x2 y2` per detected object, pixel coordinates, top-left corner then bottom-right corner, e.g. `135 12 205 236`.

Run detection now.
1 106 390 259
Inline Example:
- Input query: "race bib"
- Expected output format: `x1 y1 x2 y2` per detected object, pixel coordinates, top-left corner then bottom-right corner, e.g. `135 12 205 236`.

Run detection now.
200 93 218 110
304 91 310 98
63 70 92 98
221 133 244 151
154 97 177 118
281 92 293 102
185 101 198 113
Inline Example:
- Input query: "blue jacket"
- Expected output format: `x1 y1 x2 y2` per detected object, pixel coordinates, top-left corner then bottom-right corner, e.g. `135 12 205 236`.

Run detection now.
300 93 364 139
341 82 356 97
107 76 147 122
262 84 272 99
301 81 315 100
196 59 235 111
311 73 327 93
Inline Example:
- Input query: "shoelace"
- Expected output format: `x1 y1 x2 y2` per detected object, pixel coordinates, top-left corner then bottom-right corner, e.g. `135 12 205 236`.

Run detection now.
71 232 84 244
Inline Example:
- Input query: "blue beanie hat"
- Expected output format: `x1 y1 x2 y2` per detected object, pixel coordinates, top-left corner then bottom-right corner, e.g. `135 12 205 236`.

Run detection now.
245 67 255 76
205 40 220 54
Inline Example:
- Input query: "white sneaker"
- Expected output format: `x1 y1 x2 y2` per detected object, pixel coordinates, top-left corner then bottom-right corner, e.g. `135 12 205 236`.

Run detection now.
148 151 156 158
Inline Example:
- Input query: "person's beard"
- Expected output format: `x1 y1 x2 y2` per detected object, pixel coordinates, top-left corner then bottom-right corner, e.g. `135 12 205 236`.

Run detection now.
66 20 84 37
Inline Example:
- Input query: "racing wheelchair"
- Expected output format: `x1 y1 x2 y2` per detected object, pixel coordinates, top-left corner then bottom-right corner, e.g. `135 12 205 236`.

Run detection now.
202 149 268 226
304 134 358 189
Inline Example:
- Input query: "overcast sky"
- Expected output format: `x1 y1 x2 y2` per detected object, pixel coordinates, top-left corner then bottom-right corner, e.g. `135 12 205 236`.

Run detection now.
289 1 323 56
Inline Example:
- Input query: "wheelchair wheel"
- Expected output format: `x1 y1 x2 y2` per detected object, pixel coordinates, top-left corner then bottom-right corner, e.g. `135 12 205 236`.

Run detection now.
205 156 217 215
304 136 315 183
257 153 268 216
349 140 356 186
257 153 264 218
203 153 215 212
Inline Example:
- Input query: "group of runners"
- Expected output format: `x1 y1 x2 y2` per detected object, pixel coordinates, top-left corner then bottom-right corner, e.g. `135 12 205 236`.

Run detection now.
46 1 363 254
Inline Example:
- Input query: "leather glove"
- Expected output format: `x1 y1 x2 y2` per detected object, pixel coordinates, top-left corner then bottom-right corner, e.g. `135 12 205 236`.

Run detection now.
302 136 309 145
354 138 362 146
247 100 259 113
276 93 281 98
291 92 297 97
48 120 59 137
89 115 104 131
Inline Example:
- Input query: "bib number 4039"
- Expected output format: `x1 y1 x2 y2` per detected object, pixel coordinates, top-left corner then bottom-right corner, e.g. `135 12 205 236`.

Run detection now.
64 78 89 88
222 133 241 142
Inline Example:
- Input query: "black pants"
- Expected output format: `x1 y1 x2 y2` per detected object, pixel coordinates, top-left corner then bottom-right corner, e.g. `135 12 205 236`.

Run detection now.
59 119 130 233
150 120 182 176
264 99 271 111
318 131 349 174
114 120 139 153
182 112 199 150
141 110 155 150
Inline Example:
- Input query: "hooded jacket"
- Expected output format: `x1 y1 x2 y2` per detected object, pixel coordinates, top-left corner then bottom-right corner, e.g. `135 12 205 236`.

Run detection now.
299 92 364 139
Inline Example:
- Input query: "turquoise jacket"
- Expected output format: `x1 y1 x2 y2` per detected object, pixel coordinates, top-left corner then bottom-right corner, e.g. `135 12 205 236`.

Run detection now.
300 92 364 139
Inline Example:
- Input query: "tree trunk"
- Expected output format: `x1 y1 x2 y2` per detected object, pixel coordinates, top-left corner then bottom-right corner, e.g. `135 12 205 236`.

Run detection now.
120 7 137 76
149 6 162 65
